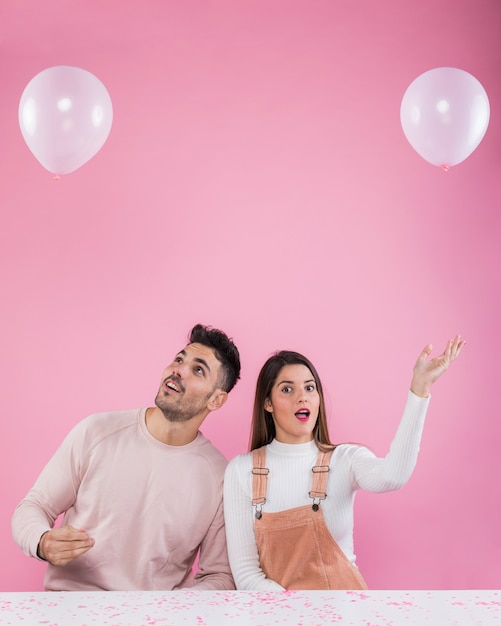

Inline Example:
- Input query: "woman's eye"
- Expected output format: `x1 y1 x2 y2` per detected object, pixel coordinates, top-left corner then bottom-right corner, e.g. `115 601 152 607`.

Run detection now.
306 384 315 392
281 386 292 393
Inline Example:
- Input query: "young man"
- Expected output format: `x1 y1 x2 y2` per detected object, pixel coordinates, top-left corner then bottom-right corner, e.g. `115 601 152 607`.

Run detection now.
12 324 240 591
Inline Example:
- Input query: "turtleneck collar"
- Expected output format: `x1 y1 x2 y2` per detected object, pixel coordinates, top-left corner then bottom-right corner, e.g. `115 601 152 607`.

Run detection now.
267 438 318 456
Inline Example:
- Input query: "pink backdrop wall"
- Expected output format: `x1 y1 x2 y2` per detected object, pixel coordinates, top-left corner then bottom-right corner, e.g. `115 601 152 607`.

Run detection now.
1 1 500 590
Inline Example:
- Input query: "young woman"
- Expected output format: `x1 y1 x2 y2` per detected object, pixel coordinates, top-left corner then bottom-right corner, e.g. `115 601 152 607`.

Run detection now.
223 336 465 590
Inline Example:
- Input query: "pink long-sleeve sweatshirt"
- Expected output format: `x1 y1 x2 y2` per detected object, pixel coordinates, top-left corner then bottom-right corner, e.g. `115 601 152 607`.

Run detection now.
12 408 234 591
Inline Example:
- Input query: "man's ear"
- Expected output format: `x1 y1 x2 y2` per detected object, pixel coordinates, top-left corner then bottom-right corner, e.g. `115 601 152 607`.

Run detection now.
264 397 273 413
207 390 228 412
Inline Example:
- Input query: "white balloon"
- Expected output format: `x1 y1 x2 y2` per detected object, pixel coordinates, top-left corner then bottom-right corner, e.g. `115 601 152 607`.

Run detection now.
19 66 113 175
400 67 489 169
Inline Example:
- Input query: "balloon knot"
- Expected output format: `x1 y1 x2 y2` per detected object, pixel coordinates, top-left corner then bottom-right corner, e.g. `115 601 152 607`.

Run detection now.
53 174 61 180
440 164 450 172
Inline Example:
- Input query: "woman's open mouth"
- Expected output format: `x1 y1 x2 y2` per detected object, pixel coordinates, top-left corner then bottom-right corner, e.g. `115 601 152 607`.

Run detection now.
294 408 310 422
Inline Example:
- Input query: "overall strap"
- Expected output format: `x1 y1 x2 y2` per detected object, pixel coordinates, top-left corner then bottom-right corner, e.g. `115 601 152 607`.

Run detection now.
309 449 334 510
251 447 269 518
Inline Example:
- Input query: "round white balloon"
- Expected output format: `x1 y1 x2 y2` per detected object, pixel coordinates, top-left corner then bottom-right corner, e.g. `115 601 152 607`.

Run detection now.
400 67 489 169
19 66 113 175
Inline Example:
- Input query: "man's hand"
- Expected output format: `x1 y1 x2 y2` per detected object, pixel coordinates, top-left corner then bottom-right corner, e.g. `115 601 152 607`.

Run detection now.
37 525 95 566
410 335 466 398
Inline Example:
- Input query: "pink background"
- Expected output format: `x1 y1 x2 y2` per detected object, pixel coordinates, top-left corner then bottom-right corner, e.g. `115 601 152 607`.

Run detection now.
1 1 500 591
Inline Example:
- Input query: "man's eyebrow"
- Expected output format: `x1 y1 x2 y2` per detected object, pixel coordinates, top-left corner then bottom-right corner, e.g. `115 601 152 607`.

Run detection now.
194 357 211 372
176 350 211 373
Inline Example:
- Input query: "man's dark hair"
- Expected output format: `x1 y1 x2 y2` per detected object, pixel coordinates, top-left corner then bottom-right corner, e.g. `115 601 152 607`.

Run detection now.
189 324 241 392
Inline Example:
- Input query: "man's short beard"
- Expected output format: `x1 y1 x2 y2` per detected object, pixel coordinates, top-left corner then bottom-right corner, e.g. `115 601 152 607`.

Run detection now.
156 403 195 423
154 388 214 423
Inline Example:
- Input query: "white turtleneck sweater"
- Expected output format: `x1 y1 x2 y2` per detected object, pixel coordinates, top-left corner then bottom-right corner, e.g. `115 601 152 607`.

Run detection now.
223 391 430 590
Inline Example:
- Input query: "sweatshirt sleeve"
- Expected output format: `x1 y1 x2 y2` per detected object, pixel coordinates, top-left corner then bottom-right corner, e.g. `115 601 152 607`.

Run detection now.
191 494 236 590
223 455 284 591
350 390 430 492
11 422 85 559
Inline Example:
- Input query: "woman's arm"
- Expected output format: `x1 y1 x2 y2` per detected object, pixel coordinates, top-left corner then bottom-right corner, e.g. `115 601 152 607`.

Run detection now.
223 455 284 590
352 336 465 492
351 391 429 491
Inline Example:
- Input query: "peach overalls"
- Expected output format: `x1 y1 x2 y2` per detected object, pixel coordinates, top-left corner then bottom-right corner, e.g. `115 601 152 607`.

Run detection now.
252 446 368 590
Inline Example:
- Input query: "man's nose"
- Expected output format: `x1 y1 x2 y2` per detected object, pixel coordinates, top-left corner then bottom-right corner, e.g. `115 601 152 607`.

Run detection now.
171 363 185 378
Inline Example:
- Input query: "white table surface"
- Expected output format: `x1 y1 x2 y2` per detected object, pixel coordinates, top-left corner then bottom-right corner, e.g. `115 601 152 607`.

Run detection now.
0 590 499 625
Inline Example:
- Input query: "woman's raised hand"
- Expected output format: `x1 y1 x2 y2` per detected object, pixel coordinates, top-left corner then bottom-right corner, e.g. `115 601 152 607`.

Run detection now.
410 335 466 398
